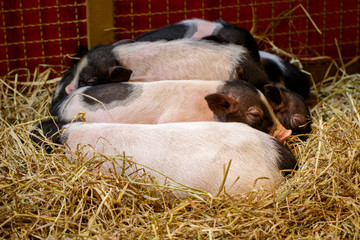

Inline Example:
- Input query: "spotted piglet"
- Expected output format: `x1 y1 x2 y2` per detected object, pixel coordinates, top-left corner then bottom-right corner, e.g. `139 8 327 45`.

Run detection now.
55 39 267 99
51 80 292 142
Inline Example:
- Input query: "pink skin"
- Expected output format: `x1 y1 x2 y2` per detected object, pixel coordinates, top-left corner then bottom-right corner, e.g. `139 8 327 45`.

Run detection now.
59 80 292 142
60 121 295 197
273 124 292 142
65 81 76 94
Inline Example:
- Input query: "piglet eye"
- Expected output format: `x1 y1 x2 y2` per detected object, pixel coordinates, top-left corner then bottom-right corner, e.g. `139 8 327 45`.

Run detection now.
86 78 97 86
247 107 263 122
291 114 305 128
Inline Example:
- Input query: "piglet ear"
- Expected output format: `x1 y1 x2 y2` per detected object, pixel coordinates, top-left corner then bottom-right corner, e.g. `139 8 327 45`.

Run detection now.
205 93 238 116
109 66 133 82
263 84 285 110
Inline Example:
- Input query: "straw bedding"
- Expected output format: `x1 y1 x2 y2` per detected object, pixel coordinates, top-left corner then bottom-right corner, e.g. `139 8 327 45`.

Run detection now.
0 66 359 239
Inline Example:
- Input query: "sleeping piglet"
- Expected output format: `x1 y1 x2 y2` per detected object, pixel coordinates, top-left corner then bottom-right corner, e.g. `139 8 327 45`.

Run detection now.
51 80 292 142
62 39 268 97
263 84 311 135
37 120 297 197
260 51 311 134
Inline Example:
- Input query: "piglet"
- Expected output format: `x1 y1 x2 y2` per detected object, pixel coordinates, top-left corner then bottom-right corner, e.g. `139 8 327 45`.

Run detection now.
62 39 267 96
264 84 311 135
51 80 292 142
36 120 297 197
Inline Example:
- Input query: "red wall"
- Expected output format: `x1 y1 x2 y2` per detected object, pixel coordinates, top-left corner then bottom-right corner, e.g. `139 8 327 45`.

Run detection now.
1 0 359 79
0 0 87 78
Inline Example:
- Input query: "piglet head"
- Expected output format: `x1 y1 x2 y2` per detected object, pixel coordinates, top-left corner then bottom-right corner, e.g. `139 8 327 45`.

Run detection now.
205 92 291 142
64 44 133 95
205 93 262 124
264 84 312 135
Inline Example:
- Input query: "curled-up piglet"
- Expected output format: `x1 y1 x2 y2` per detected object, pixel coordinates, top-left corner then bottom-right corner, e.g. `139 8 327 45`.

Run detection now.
51 80 292 142
36 120 297 198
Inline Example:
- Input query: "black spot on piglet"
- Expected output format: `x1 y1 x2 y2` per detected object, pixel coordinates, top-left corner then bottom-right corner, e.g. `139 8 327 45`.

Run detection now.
82 82 139 106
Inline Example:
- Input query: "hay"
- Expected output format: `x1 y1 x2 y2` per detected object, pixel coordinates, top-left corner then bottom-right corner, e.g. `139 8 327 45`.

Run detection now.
1 62 359 239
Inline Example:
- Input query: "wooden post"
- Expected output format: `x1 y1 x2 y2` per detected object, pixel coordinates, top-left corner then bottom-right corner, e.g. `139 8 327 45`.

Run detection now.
86 0 115 48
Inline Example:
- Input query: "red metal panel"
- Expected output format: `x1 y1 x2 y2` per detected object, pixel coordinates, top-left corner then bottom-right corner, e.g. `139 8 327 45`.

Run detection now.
0 0 87 79
0 0 359 80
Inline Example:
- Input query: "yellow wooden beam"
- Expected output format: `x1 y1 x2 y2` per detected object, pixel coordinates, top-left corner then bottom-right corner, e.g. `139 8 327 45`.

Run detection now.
86 0 115 48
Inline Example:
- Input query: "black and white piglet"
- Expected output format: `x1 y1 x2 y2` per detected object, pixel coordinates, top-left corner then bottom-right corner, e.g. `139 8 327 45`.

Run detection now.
37 120 297 197
51 80 292 142
60 39 267 95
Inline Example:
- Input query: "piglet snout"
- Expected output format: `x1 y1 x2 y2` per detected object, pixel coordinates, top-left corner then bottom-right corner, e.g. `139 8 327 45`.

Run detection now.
65 81 76 95
273 123 292 142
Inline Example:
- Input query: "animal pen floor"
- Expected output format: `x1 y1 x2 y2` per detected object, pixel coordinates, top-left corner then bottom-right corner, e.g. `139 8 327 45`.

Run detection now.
0 65 359 238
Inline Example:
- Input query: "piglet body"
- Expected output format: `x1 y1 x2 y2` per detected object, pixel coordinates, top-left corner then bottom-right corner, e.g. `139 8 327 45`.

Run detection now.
52 80 291 142
43 121 297 197
62 39 267 97
113 39 244 82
